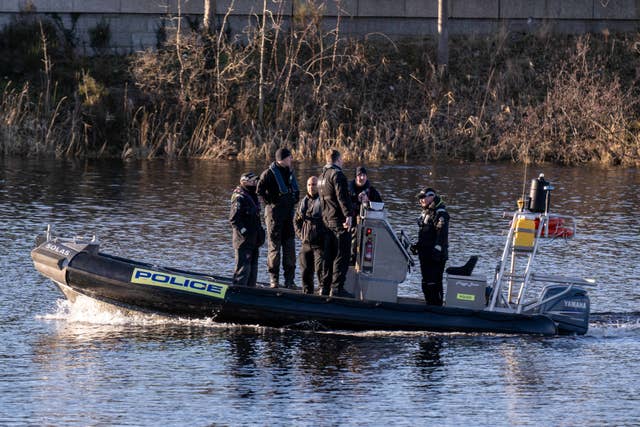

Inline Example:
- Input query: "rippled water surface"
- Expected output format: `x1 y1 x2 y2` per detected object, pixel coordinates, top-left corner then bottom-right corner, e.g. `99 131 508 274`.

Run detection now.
2 157 640 426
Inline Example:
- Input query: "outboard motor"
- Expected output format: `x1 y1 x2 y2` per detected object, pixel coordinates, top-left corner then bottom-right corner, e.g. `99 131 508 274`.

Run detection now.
535 285 590 335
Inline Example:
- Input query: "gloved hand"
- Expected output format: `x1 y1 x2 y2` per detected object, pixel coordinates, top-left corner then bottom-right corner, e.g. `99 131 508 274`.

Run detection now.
410 244 418 255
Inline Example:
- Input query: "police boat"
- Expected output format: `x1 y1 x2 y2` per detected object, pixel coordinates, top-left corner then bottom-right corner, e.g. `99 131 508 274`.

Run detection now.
31 176 592 336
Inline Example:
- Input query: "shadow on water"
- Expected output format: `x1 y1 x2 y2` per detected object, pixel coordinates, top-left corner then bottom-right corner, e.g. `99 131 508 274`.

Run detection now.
414 336 445 369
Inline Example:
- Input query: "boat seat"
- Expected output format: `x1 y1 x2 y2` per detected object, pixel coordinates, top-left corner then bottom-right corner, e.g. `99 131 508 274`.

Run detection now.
445 255 478 276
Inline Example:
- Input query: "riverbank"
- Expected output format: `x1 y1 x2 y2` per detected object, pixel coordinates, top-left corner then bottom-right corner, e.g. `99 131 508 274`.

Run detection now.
1 15 639 165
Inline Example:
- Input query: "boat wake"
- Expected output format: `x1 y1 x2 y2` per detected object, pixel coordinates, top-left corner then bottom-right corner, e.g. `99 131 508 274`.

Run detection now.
36 298 475 337
36 298 640 339
37 296 227 328
586 312 640 337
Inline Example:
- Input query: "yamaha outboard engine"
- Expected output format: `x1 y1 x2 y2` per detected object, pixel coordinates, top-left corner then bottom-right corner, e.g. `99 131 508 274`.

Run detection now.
534 285 590 335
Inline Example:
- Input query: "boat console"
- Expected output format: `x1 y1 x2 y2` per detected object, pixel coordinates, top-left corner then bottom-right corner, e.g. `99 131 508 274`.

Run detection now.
345 201 414 302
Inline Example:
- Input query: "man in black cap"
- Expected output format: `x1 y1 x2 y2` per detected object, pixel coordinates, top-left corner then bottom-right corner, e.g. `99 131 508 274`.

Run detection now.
318 149 354 297
230 172 265 287
257 147 300 288
411 187 449 305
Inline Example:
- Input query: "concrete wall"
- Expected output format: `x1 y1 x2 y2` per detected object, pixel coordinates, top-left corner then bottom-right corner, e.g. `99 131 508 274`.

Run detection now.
1 0 639 53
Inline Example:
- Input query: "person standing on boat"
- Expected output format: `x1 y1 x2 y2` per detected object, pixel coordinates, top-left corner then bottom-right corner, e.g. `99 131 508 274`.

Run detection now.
348 166 383 264
294 176 325 294
257 148 300 289
318 149 354 298
412 187 449 306
230 172 265 287
348 166 383 218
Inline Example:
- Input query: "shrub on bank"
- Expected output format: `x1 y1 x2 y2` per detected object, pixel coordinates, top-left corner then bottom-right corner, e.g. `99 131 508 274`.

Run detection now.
1 13 639 165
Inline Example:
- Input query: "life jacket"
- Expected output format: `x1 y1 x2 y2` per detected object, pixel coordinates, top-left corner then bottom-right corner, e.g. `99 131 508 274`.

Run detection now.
300 194 323 223
298 194 324 246
269 162 299 196
417 196 449 259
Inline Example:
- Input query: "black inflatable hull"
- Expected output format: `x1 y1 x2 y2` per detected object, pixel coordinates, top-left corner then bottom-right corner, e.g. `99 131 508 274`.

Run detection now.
31 242 560 336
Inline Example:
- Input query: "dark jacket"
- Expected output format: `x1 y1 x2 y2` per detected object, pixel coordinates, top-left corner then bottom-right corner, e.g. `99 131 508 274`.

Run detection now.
348 179 382 216
257 162 300 223
417 196 449 262
318 164 353 229
295 193 325 247
230 186 265 250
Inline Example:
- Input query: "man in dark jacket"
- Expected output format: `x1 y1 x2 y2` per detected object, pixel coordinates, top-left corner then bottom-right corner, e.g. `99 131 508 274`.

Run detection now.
318 149 354 297
411 187 449 305
230 172 265 287
294 176 324 294
348 166 383 218
348 166 383 264
257 148 300 288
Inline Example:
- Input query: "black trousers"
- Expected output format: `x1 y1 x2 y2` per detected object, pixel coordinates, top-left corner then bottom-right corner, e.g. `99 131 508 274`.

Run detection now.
321 227 351 293
265 215 296 285
233 246 259 287
419 253 446 306
299 242 323 294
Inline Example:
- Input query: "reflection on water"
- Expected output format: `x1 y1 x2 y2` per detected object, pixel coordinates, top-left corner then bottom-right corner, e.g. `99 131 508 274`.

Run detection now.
2 157 640 425
415 337 444 369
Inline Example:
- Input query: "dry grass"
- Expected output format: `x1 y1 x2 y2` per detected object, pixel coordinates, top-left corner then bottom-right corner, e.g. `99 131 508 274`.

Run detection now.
1 11 640 165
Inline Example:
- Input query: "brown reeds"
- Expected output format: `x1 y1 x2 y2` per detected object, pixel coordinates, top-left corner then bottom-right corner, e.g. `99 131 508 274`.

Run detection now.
0 9 639 165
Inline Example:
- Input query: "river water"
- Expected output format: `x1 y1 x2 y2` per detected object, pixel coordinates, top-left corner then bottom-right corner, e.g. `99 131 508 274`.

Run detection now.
1 157 639 426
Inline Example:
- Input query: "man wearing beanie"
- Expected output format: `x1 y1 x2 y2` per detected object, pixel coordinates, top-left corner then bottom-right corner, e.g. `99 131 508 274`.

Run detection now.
411 187 449 305
348 166 383 264
348 166 383 218
257 147 300 288
230 172 265 287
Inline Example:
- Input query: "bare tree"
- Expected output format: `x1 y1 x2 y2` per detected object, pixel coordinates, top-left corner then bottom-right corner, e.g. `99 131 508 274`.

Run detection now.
437 0 449 77
204 0 216 33
258 0 267 124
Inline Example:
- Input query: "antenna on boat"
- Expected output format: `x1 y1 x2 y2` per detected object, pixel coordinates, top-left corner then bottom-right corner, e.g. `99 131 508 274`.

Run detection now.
520 161 528 210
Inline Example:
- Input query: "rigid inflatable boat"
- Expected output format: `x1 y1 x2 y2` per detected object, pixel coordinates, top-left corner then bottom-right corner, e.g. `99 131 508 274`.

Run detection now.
31 176 593 336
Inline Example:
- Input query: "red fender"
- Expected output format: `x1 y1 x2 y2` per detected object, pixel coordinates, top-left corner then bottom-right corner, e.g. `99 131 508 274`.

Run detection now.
534 217 574 238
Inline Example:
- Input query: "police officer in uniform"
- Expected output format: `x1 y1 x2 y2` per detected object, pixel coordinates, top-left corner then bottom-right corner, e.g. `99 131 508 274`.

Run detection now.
257 148 300 288
412 187 449 305
318 149 354 298
294 176 324 294
230 172 265 287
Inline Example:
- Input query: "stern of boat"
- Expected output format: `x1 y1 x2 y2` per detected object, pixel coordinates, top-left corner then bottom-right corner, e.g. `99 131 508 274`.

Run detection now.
533 284 590 335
